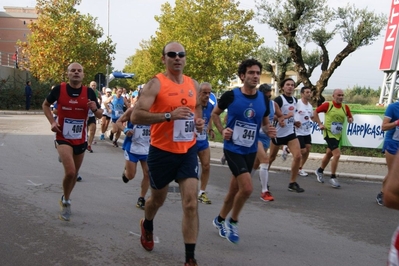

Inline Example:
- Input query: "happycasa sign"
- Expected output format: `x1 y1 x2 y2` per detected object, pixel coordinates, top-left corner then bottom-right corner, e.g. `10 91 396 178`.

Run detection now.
310 114 385 149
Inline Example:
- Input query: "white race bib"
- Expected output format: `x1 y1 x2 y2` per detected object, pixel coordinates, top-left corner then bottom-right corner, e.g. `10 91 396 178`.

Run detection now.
134 126 151 141
196 124 208 141
232 120 257 147
331 122 343 135
393 126 399 141
63 118 84 139
173 114 195 142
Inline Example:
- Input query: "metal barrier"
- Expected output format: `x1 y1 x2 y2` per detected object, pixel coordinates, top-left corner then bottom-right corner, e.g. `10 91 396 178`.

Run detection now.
0 51 18 68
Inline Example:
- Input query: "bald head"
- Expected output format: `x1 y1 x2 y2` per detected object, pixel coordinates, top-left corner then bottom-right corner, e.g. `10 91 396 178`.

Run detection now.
67 62 84 87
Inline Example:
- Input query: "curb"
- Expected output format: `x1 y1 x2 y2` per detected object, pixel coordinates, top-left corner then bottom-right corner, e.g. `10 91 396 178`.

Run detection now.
0 110 43 115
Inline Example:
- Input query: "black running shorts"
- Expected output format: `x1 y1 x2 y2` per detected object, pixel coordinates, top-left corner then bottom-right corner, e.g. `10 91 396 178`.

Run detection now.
147 144 198 189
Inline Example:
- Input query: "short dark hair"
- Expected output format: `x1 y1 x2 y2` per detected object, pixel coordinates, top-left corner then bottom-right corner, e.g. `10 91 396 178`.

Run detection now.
162 41 183 55
259 83 272 93
238 59 263 81
26 81 30 85
280 78 295 89
300 86 311 94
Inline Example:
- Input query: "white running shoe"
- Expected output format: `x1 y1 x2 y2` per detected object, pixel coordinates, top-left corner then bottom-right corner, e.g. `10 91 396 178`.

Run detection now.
298 169 308 176
315 169 324 183
329 178 341 188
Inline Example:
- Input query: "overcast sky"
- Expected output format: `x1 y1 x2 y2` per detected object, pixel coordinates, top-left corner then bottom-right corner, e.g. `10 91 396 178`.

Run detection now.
1 0 392 89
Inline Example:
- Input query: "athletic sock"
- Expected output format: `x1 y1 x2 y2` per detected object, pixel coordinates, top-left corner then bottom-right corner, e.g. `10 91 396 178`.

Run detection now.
217 215 225 223
185 243 196 263
229 217 238 224
143 219 153 232
259 163 269 193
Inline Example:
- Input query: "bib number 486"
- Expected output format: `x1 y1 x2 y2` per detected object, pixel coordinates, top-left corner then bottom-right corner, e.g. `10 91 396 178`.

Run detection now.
72 124 83 133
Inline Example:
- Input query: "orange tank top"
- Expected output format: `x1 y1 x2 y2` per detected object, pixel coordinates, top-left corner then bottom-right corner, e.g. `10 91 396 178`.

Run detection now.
150 73 197 153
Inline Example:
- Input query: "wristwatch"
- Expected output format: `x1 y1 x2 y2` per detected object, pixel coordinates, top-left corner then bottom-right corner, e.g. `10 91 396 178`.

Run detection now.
165 112 171 122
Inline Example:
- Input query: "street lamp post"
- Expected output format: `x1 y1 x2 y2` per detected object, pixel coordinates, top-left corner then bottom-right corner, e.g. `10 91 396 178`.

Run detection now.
106 0 110 87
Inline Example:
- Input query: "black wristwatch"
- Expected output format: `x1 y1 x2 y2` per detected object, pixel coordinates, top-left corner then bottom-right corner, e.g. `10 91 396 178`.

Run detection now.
165 112 171 122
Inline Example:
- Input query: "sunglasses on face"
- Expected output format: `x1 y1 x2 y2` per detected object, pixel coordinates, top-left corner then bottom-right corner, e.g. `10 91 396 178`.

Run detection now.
165 51 186 58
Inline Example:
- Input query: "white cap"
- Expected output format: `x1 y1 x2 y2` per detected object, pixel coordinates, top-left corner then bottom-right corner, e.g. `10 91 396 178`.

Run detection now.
105 88 112 92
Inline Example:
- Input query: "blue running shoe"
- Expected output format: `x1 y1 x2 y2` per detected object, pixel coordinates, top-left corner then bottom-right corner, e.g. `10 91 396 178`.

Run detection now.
100 134 105 140
212 217 226 238
226 220 239 244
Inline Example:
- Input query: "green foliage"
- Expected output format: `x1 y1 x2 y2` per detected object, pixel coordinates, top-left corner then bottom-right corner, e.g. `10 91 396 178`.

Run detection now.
342 85 381 105
255 0 387 103
17 0 116 84
124 0 263 89
0 76 52 110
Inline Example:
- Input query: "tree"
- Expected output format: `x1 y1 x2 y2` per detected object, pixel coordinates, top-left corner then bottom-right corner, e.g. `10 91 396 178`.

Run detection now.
17 0 116 84
124 0 263 89
256 0 386 103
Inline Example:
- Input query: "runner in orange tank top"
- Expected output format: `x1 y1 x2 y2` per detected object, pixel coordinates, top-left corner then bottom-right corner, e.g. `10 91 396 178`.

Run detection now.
131 42 204 266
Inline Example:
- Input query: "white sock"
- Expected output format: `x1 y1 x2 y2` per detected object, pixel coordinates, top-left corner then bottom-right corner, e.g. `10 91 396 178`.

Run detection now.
198 190 205 196
260 163 269 193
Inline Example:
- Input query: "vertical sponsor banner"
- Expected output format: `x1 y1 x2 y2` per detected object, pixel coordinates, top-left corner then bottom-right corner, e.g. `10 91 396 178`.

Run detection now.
379 0 399 70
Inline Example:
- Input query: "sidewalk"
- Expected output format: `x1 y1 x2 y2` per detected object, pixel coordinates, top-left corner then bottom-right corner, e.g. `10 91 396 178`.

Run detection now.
2 109 386 181
208 141 386 181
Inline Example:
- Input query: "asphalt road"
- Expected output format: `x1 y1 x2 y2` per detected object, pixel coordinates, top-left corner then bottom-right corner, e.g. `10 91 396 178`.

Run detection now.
0 114 397 266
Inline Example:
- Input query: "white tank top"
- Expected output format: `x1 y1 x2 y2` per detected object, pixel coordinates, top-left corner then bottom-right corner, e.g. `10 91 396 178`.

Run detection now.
276 95 297 138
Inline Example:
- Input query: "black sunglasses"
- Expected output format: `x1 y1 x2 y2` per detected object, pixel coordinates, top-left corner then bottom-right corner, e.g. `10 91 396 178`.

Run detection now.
165 51 186 58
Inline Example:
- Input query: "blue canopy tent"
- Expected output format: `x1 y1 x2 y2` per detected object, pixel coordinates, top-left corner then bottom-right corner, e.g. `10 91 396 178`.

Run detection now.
109 72 135 82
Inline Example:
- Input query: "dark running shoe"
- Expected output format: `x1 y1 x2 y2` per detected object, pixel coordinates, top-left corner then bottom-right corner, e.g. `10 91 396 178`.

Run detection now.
288 182 305 193
76 175 82 182
122 171 129 183
184 258 198 266
140 218 154 251
87 145 93 153
113 140 118 147
109 131 114 141
136 197 145 209
376 192 383 206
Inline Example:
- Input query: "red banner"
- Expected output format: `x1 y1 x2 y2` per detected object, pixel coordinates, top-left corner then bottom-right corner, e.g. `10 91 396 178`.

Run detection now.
380 0 399 71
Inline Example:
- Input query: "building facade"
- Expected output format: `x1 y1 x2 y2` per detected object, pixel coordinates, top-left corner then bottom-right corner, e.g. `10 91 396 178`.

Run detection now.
0 6 37 67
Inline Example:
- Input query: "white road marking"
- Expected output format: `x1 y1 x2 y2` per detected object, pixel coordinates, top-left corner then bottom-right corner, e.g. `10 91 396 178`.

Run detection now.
129 231 160 243
26 180 43 186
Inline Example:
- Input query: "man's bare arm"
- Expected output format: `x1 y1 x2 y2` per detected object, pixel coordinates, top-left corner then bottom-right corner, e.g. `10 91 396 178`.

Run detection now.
130 78 164 125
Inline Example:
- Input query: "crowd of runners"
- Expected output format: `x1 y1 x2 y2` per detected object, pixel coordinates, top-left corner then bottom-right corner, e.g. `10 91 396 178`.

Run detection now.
42 41 398 266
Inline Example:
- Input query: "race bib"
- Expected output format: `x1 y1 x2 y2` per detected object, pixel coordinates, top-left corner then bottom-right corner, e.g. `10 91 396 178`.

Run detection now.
196 124 208 141
331 122 343 135
114 110 122 118
393 126 399 141
302 121 311 131
134 126 151 141
173 115 195 142
232 120 257 147
63 118 84 139
287 116 295 125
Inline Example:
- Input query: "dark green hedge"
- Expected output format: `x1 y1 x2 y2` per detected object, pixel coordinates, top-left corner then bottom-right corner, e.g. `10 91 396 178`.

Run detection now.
0 77 53 110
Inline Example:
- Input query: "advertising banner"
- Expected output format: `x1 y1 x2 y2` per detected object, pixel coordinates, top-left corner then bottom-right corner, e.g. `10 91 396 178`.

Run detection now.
310 114 385 149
